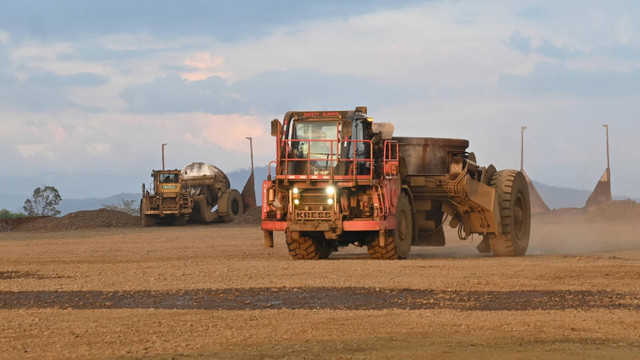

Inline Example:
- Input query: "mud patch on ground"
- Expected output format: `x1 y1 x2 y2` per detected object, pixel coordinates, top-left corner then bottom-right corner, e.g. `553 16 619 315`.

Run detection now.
1 287 638 311
0 271 54 280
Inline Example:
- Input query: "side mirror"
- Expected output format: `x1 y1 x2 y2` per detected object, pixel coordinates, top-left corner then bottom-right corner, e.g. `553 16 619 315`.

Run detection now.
340 120 352 138
271 119 281 137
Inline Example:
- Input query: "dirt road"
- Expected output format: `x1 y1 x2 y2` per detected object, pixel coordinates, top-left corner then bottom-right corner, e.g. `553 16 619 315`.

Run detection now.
1 213 639 359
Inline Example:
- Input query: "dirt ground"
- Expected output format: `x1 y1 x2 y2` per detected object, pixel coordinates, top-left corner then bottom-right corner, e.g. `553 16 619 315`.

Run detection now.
1 210 640 359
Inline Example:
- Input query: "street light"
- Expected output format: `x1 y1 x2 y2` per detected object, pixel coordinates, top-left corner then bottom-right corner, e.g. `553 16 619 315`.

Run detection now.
602 124 610 172
245 137 254 174
602 124 610 186
161 143 167 170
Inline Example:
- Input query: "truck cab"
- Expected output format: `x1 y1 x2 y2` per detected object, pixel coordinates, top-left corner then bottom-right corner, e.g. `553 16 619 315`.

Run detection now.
262 107 403 259
154 170 182 195
140 170 192 226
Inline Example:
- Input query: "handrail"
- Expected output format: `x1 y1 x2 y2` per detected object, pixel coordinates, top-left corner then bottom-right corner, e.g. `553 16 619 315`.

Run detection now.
278 138 374 180
267 160 278 180
383 140 399 176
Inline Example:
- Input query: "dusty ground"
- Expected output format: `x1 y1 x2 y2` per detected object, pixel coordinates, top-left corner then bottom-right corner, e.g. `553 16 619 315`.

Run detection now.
1 209 640 359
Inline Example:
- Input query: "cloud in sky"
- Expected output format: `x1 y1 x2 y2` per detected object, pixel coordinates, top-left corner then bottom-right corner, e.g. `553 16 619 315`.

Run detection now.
0 0 426 42
120 73 243 114
505 31 588 59
1 0 640 200
120 69 419 115
499 62 640 96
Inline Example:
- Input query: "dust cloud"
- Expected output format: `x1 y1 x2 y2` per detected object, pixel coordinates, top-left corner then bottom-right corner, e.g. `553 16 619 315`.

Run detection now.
404 200 640 258
528 205 640 256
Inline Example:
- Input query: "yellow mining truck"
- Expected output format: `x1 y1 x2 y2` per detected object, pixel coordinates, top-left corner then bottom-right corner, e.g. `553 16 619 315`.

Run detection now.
140 163 247 226
140 170 192 226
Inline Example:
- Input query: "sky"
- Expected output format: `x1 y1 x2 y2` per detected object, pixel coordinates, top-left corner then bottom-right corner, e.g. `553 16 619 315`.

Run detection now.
1 0 640 201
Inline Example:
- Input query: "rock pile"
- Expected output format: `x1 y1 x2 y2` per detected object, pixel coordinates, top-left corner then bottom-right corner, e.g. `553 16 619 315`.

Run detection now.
234 206 262 225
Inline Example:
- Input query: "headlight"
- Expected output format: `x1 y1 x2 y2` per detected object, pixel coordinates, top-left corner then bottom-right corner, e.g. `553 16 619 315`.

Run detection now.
293 199 300 205
326 186 335 195
327 198 334 205
292 187 299 194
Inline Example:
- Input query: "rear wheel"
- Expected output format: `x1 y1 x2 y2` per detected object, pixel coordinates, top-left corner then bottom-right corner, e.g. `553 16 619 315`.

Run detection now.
220 189 243 223
286 231 333 260
367 193 412 259
486 170 531 256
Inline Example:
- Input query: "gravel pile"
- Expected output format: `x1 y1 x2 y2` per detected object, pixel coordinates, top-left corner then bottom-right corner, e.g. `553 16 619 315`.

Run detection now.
234 206 262 225
14 209 140 232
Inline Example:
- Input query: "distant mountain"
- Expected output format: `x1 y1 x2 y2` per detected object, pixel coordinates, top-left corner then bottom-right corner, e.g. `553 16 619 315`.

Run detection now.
226 165 269 201
0 193 27 213
532 181 639 209
532 181 591 209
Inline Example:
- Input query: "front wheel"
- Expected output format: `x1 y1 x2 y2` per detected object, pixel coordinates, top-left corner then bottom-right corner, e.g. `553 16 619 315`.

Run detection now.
486 170 531 256
367 193 412 259
286 231 333 260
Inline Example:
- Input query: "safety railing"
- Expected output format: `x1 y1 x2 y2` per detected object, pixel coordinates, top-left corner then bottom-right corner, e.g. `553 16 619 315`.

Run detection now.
383 140 399 176
272 139 374 182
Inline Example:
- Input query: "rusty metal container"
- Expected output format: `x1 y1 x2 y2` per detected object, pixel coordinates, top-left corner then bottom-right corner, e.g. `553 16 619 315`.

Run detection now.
394 137 469 175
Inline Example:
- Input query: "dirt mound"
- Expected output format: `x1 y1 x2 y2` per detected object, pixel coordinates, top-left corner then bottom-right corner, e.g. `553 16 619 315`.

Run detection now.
14 209 139 232
586 200 640 221
1 216 47 229
234 206 262 225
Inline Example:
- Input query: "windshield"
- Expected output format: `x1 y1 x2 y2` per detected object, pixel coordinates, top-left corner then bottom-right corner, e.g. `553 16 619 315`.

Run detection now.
290 121 338 171
159 173 179 183
293 121 338 141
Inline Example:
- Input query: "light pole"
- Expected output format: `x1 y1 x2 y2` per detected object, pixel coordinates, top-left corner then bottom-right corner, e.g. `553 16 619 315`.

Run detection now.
520 126 527 171
245 137 254 174
161 143 167 170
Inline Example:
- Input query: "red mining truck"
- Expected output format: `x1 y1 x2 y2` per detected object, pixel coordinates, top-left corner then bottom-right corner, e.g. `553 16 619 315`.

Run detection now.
261 107 531 260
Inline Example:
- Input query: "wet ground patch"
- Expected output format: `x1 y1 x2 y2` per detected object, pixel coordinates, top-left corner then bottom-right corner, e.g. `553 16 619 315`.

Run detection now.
0 287 638 311
0 271 53 280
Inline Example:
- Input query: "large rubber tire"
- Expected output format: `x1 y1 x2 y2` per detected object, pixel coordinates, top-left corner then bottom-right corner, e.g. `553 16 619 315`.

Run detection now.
140 200 155 227
486 170 531 256
286 232 333 260
367 193 412 259
221 189 243 223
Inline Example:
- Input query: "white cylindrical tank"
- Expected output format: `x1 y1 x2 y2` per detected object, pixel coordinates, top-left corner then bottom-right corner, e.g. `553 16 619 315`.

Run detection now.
181 162 230 199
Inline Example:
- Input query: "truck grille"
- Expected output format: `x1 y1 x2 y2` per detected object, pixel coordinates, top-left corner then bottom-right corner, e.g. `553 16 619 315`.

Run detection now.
161 198 179 212
300 190 328 205
294 189 334 221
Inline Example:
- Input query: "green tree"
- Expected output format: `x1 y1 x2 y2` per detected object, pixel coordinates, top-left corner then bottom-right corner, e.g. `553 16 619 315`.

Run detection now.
0 209 26 219
102 198 138 216
23 186 62 216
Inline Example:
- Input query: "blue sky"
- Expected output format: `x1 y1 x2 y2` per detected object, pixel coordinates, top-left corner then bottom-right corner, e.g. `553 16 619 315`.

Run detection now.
1 0 639 201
